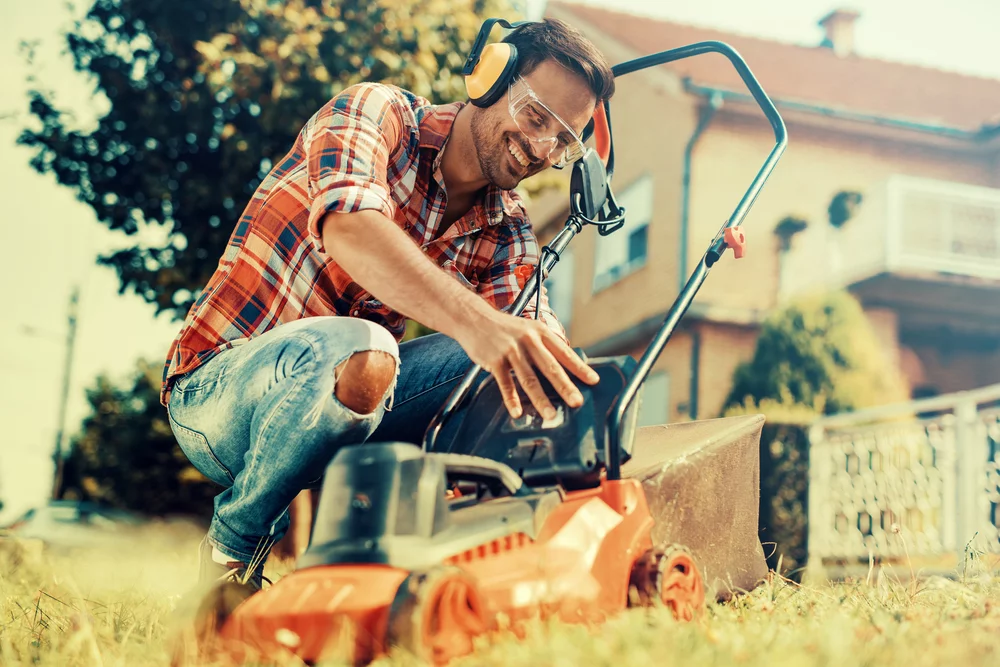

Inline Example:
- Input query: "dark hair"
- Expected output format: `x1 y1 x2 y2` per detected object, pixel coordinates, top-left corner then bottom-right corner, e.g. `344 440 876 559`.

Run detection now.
503 18 616 102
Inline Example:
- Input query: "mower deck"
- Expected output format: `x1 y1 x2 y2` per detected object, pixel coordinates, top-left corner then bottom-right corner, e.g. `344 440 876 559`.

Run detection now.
188 414 768 666
207 473 706 666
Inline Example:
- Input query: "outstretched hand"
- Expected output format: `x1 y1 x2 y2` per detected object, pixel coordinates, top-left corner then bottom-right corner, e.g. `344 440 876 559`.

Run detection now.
456 310 600 420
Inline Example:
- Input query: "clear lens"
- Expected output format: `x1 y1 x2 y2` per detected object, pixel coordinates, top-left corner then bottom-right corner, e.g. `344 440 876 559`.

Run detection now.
508 78 586 167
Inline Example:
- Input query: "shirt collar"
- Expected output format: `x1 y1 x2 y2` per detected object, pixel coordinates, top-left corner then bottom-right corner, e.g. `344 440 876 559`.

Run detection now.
419 101 512 227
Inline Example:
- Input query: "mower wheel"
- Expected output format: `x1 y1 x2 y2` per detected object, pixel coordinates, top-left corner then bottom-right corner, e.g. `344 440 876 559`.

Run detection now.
385 565 492 666
628 544 706 621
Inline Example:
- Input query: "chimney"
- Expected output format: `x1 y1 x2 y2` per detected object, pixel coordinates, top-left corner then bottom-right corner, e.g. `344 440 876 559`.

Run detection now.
818 8 860 57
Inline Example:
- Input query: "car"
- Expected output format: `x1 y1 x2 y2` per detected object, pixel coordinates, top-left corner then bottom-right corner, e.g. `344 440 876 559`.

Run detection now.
1 500 145 551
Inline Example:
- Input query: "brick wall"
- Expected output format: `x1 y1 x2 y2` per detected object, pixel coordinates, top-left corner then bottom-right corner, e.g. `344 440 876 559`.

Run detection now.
695 322 761 419
565 301 996 428
620 330 693 423
863 305 902 379
907 340 1000 396
527 5 1000 413
528 110 997 367
612 321 759 424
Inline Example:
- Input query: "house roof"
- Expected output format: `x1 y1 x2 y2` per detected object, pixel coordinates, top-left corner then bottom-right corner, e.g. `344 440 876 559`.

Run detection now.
551 2 1000 133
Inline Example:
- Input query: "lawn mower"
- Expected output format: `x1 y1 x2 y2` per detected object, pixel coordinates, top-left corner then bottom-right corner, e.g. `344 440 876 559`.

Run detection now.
176 31 787 667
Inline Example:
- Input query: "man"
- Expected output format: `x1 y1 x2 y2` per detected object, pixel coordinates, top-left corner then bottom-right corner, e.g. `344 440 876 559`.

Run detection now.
161 18 616 591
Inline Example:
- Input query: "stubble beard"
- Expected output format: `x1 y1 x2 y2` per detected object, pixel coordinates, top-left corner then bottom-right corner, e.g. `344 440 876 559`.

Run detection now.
470 108 521 191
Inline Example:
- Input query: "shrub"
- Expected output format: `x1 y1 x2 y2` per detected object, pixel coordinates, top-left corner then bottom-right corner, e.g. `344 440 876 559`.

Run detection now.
723 290 908 418
723 290 909 579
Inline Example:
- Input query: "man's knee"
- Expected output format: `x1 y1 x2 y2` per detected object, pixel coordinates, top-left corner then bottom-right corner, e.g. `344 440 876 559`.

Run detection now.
334 350 397 414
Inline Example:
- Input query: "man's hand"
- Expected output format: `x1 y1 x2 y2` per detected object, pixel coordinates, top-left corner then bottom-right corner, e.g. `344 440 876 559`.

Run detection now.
320 208 599 419
454 309 600 420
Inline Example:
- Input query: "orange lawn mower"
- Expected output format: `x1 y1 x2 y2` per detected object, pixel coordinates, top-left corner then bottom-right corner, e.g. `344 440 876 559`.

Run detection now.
176 27 788 667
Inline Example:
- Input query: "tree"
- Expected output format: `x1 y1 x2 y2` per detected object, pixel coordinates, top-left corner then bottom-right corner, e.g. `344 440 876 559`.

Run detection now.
18 0 516 320
722 290 908 418
19 0 524 539
59 360 218 518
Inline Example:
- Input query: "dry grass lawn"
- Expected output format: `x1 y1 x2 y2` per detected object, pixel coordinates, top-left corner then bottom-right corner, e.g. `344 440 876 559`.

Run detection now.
2 523 999 667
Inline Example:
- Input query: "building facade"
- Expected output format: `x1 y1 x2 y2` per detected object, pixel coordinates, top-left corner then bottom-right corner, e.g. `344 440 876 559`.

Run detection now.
526 4 1000 426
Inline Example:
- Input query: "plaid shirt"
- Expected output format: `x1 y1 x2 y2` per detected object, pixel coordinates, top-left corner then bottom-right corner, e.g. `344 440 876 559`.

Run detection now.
160 82 565 406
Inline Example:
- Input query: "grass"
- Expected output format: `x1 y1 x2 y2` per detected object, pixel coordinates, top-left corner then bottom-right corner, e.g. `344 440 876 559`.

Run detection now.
1 525 999 667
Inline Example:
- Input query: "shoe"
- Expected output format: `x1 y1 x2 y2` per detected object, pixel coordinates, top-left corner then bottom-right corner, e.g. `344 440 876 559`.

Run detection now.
197 536 270 593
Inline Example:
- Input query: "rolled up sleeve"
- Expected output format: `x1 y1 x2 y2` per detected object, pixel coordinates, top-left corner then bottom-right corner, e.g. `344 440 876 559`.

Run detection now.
305 83 404 252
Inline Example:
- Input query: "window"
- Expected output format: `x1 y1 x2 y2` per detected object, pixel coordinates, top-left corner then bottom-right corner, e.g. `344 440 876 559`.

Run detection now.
592 173 653 293
544 247 575 328
637 371 670 427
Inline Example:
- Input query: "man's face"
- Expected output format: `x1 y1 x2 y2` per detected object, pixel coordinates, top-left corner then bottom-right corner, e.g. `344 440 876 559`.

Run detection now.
470 59 596 190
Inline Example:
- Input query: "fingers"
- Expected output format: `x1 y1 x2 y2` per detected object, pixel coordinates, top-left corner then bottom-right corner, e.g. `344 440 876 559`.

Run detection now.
509 327 598 420
493 363 523 419
544 334 601 386
478 318 602 421
507 343 557 420
525 341 584 411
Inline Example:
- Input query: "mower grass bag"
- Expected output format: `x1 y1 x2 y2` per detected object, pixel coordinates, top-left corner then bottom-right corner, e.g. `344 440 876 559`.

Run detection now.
623 415 769 601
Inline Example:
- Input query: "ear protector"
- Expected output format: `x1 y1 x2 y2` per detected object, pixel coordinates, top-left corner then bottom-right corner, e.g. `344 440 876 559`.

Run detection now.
462 18 603 148
463 18 531 108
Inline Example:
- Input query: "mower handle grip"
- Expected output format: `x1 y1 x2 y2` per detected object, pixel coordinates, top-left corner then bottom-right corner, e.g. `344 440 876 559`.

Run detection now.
431 453 529 497
592 102 610 165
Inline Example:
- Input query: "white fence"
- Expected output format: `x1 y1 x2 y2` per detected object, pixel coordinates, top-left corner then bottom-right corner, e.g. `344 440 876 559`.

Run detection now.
807 384 1000 569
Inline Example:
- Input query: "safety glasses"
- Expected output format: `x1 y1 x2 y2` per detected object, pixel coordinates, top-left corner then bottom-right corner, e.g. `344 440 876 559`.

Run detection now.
508 76 587 169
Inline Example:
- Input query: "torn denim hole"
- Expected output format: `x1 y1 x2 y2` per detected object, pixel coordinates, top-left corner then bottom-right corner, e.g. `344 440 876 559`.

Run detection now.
300 350 400 428
383 355 401 412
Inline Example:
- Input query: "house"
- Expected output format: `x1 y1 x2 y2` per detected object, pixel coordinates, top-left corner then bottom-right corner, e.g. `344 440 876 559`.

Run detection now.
527 3 1000 426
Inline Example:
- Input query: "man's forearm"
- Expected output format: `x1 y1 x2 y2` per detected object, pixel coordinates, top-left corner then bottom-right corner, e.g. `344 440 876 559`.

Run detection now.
320 210 494 339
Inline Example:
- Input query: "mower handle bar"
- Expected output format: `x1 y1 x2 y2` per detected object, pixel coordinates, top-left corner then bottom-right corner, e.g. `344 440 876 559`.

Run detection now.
605 41 788 480
423 42 788 479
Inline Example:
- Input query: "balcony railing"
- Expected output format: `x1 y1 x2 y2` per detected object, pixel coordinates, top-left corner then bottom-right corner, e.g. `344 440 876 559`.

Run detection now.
887 175 1000 280
779 175 1000 299
807 383 1000 572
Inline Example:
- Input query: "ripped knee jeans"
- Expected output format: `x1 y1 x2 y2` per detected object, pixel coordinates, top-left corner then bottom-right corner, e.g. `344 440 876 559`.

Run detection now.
167 316 476 561
165 315 449 562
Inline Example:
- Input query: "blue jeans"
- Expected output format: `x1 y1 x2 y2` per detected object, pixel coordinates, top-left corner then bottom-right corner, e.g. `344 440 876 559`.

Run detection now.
165 316 474 562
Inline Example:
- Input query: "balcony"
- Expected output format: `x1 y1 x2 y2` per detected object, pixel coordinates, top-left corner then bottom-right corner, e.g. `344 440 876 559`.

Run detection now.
778 175 1000 335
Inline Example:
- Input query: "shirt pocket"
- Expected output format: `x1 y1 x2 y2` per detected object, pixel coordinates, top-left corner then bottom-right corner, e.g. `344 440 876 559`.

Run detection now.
442 260 480 292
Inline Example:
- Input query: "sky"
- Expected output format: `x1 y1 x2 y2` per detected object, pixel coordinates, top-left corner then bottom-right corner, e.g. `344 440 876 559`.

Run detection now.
1 0 998 524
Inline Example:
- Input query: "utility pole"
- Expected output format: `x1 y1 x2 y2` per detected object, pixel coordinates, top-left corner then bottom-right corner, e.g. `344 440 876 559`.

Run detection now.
51 285 80 500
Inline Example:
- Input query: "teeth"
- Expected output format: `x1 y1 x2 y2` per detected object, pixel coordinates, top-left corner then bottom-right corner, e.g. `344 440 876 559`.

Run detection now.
508 140 529 168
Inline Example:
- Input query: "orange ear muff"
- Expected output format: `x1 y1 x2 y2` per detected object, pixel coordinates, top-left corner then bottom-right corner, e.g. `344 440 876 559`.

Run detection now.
592 102 611 165
580 102 611 166
463 17 533 108
465 42 519 108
